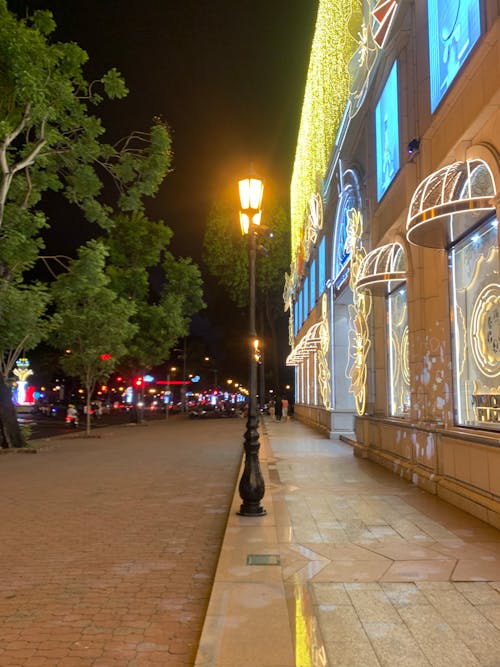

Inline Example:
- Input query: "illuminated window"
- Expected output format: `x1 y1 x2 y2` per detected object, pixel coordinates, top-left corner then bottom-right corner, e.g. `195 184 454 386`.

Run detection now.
298 289 304 329
450 217 499 430
294 302 299 336
375 61 400 201
304 277 309 318
310 259 317 308
334 169 363 282
334 198 352 280
387 285 410 417
318 237 326 294
428 0 482 113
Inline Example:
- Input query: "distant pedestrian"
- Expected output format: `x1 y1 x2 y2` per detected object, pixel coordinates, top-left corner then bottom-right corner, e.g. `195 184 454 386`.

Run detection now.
274 395 283 421
282 397 289 420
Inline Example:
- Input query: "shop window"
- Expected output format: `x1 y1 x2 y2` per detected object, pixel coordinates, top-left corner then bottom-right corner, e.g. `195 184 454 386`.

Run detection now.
310 259 317 307
387 285 410 416
427 0 482 113
318 237 326 295
375 61 400 201
304 276 309 318
450 217 499 429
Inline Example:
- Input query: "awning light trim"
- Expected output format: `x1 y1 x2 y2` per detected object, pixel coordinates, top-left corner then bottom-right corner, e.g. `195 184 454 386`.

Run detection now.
286 322 322 366
406 159 496 248
356 242 407 295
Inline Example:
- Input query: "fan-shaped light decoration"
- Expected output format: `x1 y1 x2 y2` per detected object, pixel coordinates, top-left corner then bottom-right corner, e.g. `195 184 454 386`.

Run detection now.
407 159 496 248
356 241 407 295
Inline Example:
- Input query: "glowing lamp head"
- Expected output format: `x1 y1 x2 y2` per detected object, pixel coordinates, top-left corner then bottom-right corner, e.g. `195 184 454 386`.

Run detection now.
238 177 264 212
239 210 261 235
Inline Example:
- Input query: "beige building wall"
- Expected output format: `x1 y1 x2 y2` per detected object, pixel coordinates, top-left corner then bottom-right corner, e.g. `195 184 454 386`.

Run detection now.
290 2 500 527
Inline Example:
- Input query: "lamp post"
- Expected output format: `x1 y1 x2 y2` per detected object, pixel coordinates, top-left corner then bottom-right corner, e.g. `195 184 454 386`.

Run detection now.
237 174 266 516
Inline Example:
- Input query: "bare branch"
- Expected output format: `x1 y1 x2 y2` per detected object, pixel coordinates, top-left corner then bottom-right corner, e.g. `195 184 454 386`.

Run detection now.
38 255 72 278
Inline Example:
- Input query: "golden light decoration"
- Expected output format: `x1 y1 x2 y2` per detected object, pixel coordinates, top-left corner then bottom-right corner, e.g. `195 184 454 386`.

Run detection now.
401 324 410 386
318 293 332 410
302 193 324 264
345 208 371 415
13 358 33 383
290 0 362 258
286 295 331 410
471 283 500 377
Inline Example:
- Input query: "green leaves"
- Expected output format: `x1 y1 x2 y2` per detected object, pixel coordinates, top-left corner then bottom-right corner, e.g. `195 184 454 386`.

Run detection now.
103 212 205 369
0 281 51 359
101 68 129 100
50 240 138 387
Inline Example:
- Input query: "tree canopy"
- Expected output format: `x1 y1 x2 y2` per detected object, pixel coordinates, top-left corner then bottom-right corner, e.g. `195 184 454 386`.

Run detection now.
0 2 204 446
202 201 290 386
50 241 137 434
103 211 205 372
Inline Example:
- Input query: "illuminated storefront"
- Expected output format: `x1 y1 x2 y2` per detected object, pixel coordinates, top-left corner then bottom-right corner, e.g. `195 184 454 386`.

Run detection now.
287 0 500 525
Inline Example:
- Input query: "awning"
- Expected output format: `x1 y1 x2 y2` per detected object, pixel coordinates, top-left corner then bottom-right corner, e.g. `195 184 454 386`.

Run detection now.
406 159 496 248
356 242 407 295
286 321 323 366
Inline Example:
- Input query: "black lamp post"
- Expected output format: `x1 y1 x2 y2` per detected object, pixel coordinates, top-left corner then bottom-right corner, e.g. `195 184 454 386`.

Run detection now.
237 175 266 516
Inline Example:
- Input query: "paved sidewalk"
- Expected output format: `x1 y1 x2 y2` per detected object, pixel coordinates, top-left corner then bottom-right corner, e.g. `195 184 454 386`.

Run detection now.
0 417 243 667
195 417 500 667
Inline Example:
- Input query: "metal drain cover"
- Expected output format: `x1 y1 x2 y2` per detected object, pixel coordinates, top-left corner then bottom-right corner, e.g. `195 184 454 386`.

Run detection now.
247 554 281 566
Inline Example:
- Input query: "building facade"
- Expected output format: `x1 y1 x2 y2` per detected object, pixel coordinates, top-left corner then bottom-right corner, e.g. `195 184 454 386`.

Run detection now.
286 0 500 526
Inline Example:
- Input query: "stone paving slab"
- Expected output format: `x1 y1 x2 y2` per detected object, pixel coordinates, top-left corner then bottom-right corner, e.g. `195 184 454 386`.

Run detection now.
195 417 500 667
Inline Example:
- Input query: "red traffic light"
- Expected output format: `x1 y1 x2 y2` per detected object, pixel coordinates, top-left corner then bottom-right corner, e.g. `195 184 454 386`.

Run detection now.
100 353 112 361
135 377 143 387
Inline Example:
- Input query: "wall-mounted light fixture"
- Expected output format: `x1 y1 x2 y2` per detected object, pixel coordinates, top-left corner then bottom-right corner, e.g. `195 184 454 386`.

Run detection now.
407 138 420 159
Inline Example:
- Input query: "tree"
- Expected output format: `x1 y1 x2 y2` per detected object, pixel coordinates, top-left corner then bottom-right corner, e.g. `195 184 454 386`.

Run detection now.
50 241 137 435
0 2 171 232
103 211 205 417
0 2 172 445
202 202 290 389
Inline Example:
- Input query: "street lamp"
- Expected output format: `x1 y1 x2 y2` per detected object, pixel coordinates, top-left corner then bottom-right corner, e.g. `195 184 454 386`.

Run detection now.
237 174 266 516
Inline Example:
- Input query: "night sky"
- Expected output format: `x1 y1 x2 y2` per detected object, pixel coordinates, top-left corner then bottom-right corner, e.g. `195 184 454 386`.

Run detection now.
9 0 319 381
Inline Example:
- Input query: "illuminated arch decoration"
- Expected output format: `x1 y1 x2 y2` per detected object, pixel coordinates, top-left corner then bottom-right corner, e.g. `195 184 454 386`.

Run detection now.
471 283 500 378
286 294 331 410
334 169 363 282
407 159 496 248
345 209 372 414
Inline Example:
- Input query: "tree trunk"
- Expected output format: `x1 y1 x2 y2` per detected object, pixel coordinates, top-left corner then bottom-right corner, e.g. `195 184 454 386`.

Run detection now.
85 395 92 436
0 374 27 448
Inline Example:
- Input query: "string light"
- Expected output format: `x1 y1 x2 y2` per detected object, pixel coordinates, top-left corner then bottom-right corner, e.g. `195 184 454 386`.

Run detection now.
290 0 362 258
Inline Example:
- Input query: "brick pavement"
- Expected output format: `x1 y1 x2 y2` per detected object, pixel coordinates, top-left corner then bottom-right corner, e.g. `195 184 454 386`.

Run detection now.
0 417 244 667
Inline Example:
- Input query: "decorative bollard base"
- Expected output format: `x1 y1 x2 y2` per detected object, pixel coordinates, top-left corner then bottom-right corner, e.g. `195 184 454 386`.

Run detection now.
237 502 267 517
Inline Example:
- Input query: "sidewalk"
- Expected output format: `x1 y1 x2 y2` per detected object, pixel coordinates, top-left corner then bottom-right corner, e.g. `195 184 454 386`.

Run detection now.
195 417 500 667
